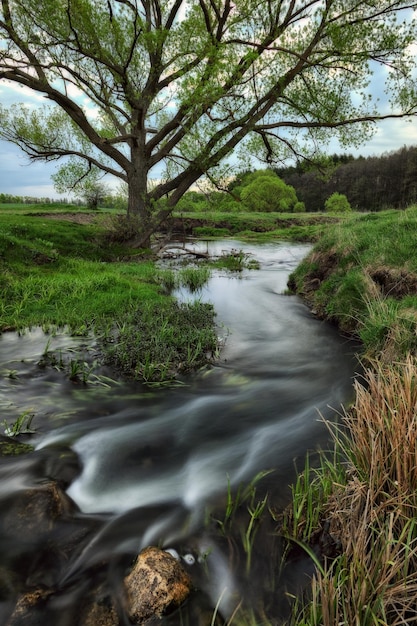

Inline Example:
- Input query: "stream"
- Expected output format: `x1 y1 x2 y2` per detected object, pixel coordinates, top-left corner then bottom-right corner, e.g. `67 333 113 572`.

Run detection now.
0 240 359 624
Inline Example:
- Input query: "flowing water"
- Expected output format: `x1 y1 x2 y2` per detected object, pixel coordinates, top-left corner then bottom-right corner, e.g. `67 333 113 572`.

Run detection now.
0 240 359 624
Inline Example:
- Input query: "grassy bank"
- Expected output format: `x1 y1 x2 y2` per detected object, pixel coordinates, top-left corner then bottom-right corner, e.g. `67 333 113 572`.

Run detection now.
289 206 417 362
167 210 338 242
0 210 217 385
284 206 417 624
286 357 417 626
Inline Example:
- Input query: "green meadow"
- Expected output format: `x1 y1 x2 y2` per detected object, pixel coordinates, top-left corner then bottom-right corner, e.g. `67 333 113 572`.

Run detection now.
0 208 217 385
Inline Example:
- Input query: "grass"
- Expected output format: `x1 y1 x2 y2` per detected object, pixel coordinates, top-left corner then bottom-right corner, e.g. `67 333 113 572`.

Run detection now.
0 256 164 333
0 209 215 384
2 410 35 437
284 357 417 625
103 299 218 385
213 249 261 272
289 205 417 361
174 210 338 242
282 206 417 624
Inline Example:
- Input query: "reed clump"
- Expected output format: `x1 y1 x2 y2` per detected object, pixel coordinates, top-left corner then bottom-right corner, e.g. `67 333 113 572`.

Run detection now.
289 356 417 625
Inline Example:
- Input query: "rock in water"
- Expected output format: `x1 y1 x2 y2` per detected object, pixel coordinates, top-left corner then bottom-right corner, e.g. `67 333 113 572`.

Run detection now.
124 546 192 623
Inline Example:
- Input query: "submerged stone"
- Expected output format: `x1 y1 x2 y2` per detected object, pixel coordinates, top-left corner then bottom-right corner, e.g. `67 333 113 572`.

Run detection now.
0 438 34 456
0 442 34 456
2 480 78 537
124 546 192 624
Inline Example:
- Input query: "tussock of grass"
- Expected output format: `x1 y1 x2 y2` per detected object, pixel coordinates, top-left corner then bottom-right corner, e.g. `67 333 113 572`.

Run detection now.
103 299 217 385
289 206 417 361
288 357 417 625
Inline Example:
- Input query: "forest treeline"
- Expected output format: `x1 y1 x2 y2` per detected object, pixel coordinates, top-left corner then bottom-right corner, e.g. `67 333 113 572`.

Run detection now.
2 145 417 214
276 145 417 212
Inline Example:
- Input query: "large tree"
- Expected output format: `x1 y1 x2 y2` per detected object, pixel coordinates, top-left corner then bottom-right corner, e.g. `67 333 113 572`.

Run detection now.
0 0 416 244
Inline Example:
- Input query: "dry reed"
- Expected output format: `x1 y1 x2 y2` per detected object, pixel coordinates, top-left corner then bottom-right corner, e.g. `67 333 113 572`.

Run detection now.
293 356 417 625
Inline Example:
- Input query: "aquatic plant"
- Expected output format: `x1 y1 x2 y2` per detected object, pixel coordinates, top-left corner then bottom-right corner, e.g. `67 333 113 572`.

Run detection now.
2 410 35 437
214 249 253 272
178 266 211 292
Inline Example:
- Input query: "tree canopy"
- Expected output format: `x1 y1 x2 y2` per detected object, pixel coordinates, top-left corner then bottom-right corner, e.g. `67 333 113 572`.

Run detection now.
240 170 298 212
277 145 417 212
0 0 416 244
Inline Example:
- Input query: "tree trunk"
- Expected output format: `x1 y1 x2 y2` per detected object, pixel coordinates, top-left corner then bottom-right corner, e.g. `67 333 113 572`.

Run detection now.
127 142 152 248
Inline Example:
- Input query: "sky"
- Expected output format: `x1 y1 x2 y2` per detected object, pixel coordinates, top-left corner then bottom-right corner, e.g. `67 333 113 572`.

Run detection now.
1 58 417 199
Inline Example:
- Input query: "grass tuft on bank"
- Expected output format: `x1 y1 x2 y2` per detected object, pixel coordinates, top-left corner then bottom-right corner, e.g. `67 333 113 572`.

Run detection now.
289 206 417 362
286 356 417 625
0 211 216 384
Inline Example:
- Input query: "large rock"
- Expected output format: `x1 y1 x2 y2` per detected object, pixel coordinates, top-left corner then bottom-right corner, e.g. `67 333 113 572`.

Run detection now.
124 546 192 624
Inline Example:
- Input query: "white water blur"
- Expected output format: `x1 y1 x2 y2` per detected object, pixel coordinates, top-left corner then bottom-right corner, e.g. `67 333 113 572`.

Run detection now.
0 240 360 622
59 241 358 529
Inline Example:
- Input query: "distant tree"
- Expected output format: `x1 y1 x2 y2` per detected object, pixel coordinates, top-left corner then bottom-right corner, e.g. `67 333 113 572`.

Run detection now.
176 190 209 212
293 201 306 213
401 147 417 206
280 146 417 212
240 170 298 212
325 192 352 213
84 183 108 210
0 1 416 244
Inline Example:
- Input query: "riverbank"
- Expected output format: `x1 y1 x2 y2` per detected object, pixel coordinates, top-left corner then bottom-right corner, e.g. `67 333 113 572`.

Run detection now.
0 205 333 388
285 205 417 624
0 209 222 390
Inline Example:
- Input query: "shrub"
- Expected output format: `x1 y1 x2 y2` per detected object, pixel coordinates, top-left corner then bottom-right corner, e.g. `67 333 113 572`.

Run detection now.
325 192 352 213
240 174 298 212
293 201 306 213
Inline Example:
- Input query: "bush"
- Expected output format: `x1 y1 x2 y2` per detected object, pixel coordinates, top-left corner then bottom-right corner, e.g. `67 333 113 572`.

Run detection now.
101 214 143 243
240 172 298 212
176 191 208 212
325 192 352 213
293 201 306 213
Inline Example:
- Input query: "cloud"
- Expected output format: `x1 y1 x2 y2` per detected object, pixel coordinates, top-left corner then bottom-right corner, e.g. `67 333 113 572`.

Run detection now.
0 82 47 107
0 140 62 197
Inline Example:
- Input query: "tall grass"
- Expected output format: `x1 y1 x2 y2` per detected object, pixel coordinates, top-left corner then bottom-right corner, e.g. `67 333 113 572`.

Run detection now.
288 356 417 625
